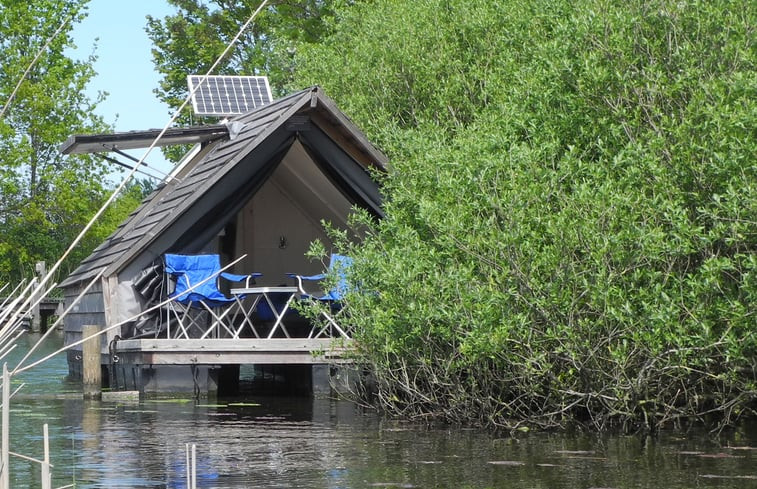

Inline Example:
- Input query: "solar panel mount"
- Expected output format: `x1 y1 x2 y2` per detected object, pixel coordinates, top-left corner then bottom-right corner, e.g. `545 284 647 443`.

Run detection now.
187 75 273 117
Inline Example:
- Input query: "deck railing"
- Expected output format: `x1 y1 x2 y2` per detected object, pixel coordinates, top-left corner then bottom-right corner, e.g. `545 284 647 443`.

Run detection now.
161 287 351 341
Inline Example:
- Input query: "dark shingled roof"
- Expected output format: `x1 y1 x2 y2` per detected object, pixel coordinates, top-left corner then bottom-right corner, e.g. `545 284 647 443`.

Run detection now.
60 86 387 288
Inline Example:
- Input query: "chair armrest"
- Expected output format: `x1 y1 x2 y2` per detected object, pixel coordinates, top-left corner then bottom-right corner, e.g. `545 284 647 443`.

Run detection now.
221 272 262 289
286 273 325 281
286 273 325 296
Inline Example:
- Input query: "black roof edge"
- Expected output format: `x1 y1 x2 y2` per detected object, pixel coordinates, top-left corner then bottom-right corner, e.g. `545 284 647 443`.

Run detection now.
59 124 230 155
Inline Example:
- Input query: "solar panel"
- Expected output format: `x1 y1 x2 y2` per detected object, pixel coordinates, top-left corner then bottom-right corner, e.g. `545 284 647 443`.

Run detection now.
187 75 273 117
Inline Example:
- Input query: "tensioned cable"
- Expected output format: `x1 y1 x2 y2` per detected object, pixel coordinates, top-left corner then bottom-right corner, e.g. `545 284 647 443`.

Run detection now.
15 255 246 374
96 154 162 181
8 0 271 368
110 147 168 178
0 13 72 120
16 0 271 306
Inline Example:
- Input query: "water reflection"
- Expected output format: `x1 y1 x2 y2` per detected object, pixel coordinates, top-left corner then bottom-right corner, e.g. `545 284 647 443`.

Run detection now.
5 332 757 488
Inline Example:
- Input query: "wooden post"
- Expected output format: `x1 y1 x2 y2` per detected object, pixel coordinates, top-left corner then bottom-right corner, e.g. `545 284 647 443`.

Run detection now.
82 325 102 399
31 261 46 333
1 363 9 489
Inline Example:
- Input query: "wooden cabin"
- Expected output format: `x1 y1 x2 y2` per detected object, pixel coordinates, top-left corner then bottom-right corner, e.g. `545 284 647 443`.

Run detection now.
58 87 386 395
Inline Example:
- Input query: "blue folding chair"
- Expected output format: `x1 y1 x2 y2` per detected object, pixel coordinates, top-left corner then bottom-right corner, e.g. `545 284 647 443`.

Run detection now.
288 254 352 338
164 253 260 339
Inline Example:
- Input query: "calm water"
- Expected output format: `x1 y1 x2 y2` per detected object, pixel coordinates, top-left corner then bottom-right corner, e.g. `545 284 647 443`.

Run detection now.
5 332 757 488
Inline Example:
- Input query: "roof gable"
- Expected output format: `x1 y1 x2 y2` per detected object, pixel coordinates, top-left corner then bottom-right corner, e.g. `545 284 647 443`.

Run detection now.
60 87 386 288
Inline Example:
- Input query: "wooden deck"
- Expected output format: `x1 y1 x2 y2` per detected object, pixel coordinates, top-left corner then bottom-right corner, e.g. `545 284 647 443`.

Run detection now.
114 338 353 365
1 297 63 331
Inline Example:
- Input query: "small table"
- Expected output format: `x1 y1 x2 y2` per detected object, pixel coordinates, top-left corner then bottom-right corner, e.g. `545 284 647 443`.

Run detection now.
230 286 298 339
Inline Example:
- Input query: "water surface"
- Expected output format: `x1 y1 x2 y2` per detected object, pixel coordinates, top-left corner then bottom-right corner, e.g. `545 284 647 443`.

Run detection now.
6 332 757 488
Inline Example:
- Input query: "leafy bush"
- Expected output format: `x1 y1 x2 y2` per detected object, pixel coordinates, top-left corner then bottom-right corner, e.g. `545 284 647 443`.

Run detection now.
296 0 756 431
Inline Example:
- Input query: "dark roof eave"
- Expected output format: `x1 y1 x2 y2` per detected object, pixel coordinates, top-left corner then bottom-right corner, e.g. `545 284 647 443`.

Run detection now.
310 89 389 171
59 125 230 154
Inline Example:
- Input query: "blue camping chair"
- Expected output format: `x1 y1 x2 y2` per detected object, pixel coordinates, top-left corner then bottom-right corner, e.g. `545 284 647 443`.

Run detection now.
164 253 260 339
288 254 352 339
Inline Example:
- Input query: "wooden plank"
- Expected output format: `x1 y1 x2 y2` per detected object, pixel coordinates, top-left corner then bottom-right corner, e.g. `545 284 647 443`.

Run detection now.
114 338 352 365
121 351 348 365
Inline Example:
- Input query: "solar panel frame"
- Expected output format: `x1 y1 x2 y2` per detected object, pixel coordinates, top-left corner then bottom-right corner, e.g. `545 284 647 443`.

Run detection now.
187 75 273 117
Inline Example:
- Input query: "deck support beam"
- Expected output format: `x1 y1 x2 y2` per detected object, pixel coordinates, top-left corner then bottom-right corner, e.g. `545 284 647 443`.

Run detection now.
82 325 102 399
114 338 351 366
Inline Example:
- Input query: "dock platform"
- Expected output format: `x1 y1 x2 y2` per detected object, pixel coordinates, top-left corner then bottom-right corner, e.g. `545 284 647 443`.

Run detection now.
114 338 352 365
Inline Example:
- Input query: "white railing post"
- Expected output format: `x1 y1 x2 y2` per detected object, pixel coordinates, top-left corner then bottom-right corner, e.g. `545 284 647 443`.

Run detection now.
1 363 10 489
185 443 197 489
185 443 190 488
191 444 196 489
41 424 51 489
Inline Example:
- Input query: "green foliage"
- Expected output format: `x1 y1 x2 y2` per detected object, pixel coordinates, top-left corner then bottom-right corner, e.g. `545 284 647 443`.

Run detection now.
146 0 345 161
0 0 141 284
295 0 757 431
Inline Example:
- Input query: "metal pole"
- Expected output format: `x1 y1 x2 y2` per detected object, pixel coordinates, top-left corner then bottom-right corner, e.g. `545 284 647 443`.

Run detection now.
1 363 10 489
191 444 196 489
185 444 190 489
41 424 51 489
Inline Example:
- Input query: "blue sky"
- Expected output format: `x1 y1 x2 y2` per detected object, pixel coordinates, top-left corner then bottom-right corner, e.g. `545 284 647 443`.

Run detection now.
70 0 176 178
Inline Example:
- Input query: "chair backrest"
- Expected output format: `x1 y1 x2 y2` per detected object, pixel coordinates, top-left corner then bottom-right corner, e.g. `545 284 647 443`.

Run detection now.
325 254 353 301
164 253 229 304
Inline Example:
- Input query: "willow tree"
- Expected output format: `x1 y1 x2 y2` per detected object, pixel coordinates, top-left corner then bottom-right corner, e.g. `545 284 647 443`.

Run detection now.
293 0 757 431
0 0 142 284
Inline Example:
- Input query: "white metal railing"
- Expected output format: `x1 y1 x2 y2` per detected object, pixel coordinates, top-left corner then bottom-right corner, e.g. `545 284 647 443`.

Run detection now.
162 287 351 341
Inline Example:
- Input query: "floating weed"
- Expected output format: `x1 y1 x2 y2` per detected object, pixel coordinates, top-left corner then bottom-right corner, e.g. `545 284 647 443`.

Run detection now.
368 484 416 488
564 456 607 461
13 412 48 418
144 399 192 404
700 475 757 480
196 404 228 408
697 453 745 459
227 402 261 407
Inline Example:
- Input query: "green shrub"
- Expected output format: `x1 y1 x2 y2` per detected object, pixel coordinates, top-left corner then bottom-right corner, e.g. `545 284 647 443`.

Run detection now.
296 0 756 431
